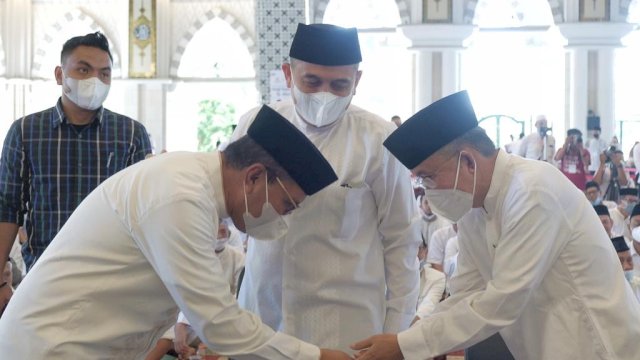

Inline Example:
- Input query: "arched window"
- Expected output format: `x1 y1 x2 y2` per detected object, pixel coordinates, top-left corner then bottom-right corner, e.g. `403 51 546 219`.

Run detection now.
165 17 258 152
463 0 564 147
323 0 413 122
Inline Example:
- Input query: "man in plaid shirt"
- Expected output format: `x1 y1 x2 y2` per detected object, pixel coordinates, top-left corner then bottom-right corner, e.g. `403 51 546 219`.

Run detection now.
0 32 152 307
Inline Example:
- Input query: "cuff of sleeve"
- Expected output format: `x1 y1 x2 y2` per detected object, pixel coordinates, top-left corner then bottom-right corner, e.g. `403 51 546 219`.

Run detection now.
398 322 430 360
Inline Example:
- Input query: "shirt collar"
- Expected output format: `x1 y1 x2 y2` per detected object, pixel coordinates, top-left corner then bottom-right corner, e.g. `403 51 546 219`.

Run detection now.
52 97 105 129
482 149 509 217
212 152 229 219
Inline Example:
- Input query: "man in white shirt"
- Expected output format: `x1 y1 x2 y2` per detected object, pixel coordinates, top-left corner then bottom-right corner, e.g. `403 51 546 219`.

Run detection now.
608 187 638 240
584 180 617 208
586 126 609 173
516 115 555 163
0 106 350 359
233 23 420 353
628 204 640 277
352 91 640 359
418 195 449 256
425 224 456 272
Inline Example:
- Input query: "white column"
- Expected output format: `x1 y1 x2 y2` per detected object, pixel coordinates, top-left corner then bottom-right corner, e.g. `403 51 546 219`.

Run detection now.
3 0 32 78
558 22 634 141
398 24 474 112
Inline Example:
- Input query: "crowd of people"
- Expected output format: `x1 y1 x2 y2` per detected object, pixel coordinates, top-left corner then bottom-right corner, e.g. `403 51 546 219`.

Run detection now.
0 23 638 360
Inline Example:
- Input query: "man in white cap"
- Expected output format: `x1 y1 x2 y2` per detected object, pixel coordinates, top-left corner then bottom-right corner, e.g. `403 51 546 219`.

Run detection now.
0 106 351 359
351 91 640 359
517 115 555 163
232 23 420 353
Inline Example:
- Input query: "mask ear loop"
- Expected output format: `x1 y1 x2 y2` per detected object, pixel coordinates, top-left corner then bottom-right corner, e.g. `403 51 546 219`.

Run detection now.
453 151 477 196
243 182 249 213
453 152 462 190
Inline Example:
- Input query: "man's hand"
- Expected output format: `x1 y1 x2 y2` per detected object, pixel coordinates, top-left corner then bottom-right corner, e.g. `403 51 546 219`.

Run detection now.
0 261 12 313
350 334 403 360
173 322 194 357
319 348 354 359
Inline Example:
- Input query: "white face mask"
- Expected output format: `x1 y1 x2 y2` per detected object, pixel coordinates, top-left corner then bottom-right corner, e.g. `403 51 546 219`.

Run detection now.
242 176 288 240
632 226 640 243
214 236 229 252
63 73 110 110
625 270 634 283
425 152 476 222
292 84 352 127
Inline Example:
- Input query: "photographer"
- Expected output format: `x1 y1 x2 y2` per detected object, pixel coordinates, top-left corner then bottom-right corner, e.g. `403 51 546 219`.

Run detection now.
594 147 630 202
554 129 589 189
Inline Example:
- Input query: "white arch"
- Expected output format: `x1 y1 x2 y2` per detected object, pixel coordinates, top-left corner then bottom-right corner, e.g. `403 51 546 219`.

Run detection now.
169 9 256 78
31 8 121 79
463 0 564 25
313 0 411 25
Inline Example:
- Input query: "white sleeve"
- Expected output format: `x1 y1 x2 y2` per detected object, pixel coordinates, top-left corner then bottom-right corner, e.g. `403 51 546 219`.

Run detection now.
373 148 421 333
416 270 445 319
398 186 570 359
132 198 320 360
177 311 191 326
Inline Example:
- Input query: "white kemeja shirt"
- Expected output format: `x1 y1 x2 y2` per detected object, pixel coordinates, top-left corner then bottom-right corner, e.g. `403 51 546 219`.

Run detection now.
0 152 319 360
234 100 420 352
587 137 609 172
419 214 449 247
416 267 445 319
397 151 640 359
426 225 456 268
517 132 556 163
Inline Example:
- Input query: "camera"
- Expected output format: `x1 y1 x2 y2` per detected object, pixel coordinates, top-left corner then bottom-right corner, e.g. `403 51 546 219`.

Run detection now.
604 146 617 163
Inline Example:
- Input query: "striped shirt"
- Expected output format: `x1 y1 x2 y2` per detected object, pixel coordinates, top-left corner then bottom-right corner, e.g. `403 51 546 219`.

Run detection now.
0 98 152 270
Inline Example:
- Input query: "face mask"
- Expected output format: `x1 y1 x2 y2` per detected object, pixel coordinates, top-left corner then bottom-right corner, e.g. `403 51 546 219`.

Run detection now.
632 226 640 243
623 201 637 215
63 73 110 110
425 152 476 222
419 259 428 270
214 236 229 252
591 197 603 206
242 176 288 240
624 270 634 283
292 84 352 127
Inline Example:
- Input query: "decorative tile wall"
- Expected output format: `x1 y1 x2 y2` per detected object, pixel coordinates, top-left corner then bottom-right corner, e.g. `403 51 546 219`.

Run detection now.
255 0 305 103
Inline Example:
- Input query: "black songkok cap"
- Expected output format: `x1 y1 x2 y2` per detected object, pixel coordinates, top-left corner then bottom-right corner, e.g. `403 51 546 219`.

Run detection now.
619 188 638 197
611 236 630 252
289 23 362 66
383 91 478 169
631 203 640 218
593 204 610 217
247 105 337 195
585 181 600 191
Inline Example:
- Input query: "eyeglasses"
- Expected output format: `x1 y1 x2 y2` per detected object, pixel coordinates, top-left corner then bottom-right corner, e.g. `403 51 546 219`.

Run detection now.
275 177 299 214
415 153 457 190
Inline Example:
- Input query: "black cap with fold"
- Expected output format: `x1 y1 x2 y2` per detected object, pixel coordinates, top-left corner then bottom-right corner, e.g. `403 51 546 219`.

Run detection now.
611 236 630 253
247 105 338 195
289 23 362 66
383 91 478 170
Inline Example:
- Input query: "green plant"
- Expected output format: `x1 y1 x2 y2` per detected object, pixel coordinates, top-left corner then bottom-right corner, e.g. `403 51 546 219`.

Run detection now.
197 99 236 152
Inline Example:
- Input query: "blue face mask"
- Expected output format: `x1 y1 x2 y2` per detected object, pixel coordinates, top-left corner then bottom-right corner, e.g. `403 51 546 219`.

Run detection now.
625 201 637 215
591 197 602 206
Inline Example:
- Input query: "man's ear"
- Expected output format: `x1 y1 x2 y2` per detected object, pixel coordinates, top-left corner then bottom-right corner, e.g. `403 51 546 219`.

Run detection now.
282 63 293 89
55 66 63 85
461 151 476 173
243 164 266 195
